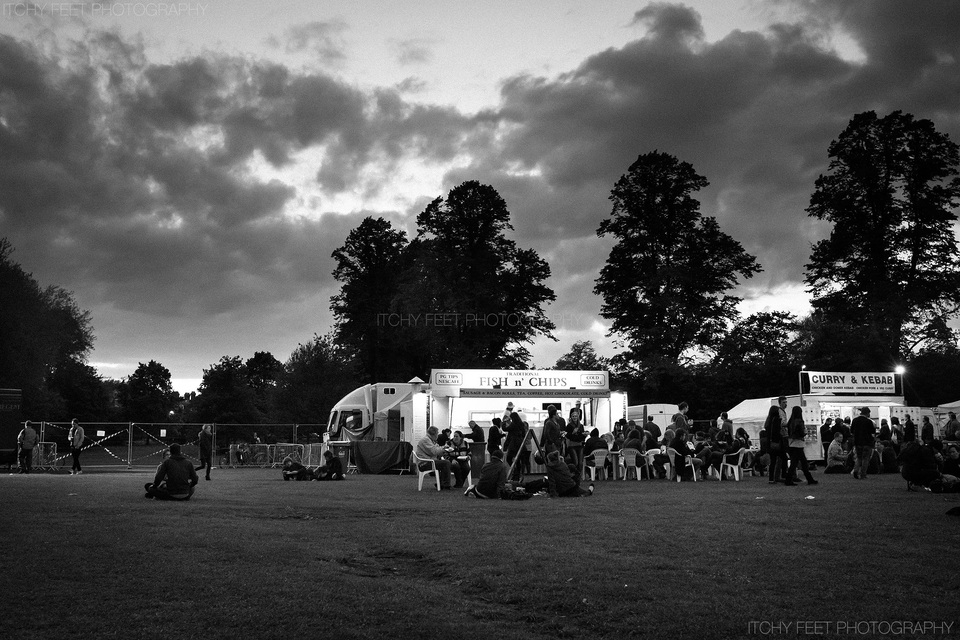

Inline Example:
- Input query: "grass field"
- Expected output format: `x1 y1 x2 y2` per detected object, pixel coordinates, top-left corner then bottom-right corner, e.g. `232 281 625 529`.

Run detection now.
1 466 958 640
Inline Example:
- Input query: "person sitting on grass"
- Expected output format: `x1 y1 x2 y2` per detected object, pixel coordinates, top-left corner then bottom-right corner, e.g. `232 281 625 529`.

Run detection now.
879 441 899 474
823 432 848 474
313 450 344 481
464 449 507 499
943 445 960 478
281 456 309 481
899 435 941 491
543 450 594 498
145 443 198 500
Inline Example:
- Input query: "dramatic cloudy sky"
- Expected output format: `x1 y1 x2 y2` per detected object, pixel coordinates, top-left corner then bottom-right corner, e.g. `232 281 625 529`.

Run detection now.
2 0 959 392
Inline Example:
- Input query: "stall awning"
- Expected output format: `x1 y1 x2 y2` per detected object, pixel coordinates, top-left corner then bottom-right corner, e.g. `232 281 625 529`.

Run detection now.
458 388 609 398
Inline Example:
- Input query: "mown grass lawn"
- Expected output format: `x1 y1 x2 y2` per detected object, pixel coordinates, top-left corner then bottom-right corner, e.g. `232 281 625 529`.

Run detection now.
1 467 958 640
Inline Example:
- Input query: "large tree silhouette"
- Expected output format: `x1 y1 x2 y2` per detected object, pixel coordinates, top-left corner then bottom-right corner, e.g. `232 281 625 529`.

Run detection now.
805 111 960 364
595 152 760 384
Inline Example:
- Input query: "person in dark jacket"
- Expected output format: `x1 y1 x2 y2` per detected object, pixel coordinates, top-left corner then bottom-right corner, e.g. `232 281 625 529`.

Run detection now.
503 413 525 480
145 443 198 500
465 450 507 499
920 416 935 444
565 409 587 478
850 407 876 480
466 421 485 444
195 423 213 481
313 450 344 481
487 418 503 455
541 405 564 454
819 418 834 460
899 436 940 490
281 456 309 481
765 406 787 484
544 450 593 497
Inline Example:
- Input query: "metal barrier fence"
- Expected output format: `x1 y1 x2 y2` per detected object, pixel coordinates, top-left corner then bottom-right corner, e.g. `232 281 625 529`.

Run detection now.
27 422 327 470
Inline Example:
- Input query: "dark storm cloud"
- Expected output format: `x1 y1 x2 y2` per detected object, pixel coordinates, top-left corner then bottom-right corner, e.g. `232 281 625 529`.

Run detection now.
450 0 960 302
0 31 476 320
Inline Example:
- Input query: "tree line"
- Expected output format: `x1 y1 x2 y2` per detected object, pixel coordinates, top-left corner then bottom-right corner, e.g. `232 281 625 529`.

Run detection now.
3 110 959 423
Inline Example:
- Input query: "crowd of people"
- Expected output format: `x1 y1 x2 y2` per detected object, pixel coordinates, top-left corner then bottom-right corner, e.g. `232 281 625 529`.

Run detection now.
410 400 960 498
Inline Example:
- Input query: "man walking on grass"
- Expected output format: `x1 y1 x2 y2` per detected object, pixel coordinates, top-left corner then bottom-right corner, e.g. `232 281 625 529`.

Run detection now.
68 418 84 475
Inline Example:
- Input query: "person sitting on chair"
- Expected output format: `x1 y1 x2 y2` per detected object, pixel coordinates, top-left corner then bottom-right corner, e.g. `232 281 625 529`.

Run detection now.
313 450 344 481
448 430 472 488
416 426 453 490
145 443 198 500
281 456 309 481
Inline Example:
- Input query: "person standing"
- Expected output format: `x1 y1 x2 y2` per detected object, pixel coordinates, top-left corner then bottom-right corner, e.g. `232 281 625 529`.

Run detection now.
785 406 818 486
851 407 876 480
904 415 917 443
195 424 213 481
17 420 39 474
943 412 960 441
487 418 503 455
565 409 586 479
68 418 85 475
920 416 935 444
819 418 834 460
541 405 564 454
503 413 525 481
765 405 788 484
671 402 691 433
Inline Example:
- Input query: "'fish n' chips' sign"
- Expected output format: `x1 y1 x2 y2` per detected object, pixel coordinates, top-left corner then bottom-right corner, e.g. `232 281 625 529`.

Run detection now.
804 371 897 395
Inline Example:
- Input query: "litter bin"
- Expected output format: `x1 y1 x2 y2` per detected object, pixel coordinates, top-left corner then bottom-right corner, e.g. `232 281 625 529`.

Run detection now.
469 442 486 486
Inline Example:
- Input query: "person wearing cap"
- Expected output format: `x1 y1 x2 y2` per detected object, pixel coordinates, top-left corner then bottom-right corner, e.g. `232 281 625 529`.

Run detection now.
850 407 876 480
145 443 198 500
68 418 85 475
501 402 515 426
17 420 39 474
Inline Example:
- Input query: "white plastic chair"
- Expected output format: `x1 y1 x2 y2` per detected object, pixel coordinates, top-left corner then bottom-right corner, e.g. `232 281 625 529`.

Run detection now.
642 450 660 480
412 452 440 491
585 449 609 481
666 447 697 482
720 449 747 481
619 448 642 481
